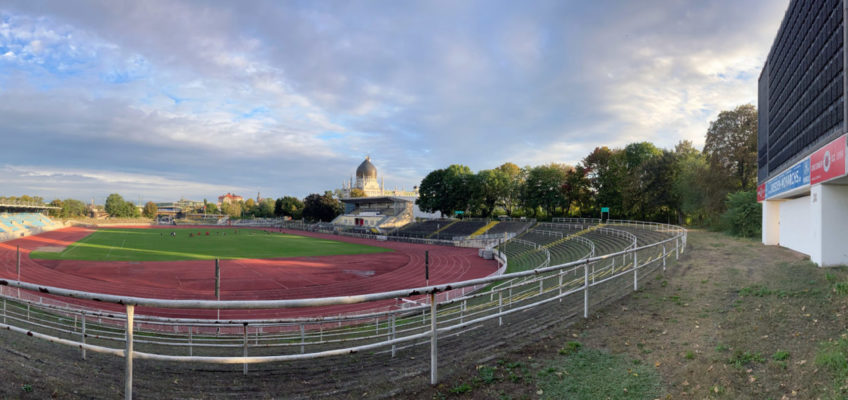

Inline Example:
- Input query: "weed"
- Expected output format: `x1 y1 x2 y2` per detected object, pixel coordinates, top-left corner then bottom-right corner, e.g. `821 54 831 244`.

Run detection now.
478 366 498 384
815 342 848 373
537 348 662 399
833 282 848 296
772 350 790 361
449 383 472 394
558 341 582 356
661 280 668 287
666 295 683 305
685 351 695 360
826 272 837 283
21 384 33 393
728 350 765 368
774 360 787 370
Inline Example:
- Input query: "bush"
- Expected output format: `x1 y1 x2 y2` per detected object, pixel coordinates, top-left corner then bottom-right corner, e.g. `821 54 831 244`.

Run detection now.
719 190 761 238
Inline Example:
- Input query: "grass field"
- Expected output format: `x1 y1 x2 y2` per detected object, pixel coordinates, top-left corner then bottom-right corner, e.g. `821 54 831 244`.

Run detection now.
29 228 392 261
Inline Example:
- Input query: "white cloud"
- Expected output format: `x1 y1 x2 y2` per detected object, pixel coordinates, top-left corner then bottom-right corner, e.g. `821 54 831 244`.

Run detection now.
0 165 250 203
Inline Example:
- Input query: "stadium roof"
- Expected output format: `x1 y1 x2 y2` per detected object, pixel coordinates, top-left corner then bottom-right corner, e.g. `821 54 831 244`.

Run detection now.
340 196 412 204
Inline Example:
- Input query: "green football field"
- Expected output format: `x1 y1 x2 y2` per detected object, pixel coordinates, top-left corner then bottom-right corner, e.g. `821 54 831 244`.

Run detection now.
30 228 392 261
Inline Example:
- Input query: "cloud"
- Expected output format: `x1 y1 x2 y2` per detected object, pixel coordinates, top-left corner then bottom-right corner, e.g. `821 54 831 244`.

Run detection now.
0 164 251 203
0 0 790 201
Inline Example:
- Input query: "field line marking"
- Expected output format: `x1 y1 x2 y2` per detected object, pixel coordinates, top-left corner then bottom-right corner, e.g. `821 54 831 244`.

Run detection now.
62 230 98 257
104 239 126 260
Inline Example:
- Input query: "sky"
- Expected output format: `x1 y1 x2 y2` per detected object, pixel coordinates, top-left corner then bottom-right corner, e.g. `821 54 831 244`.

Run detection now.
0 0 789 204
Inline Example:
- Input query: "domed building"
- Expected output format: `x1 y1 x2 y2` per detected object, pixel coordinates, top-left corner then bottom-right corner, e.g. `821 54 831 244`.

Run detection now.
340 156 419 198
353 156 382 196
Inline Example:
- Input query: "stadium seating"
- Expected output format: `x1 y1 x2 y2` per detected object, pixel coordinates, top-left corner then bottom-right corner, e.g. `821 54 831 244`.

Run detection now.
485 220 533 235
429 220 488 239
395 219 454 237
0 213 62 240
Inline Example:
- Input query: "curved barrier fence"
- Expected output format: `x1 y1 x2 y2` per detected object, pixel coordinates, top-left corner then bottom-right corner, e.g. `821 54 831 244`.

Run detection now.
0 220 686 399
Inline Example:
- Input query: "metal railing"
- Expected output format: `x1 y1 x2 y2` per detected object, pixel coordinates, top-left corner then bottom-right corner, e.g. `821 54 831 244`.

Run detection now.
0 220 685 399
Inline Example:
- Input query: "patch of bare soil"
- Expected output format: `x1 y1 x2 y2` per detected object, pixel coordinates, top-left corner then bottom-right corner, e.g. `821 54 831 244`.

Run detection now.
2 230 847 399
34 246 66 253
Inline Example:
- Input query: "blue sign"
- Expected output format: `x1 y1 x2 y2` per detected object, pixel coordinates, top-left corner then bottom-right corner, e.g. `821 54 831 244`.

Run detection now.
765 158 810 199
601 207 610 213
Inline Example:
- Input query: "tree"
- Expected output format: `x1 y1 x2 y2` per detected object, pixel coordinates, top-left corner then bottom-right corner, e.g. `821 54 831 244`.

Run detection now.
417 168 449 216
582 146 625 218
123 201 141 218
257 198 275 217
562 165 591 216
221 201 242 218
104 194 138 217
275 196 304 219
142 201 158 218
719 191 761 238
620 142 662 219
471 169 502 217
61 199 87 218
48 199 63 217
494 162 525 216
704 104 758 191
672 141 709 225
349 188 366 198
205 202 219 214
523 163 570 217
302 193 342 222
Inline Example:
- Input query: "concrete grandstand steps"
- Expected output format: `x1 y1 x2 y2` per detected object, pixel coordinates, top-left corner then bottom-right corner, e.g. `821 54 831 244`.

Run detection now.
426 220 459 238
468 221 498 238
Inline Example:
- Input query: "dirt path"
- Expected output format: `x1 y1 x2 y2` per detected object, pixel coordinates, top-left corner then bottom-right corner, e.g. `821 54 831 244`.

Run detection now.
2 230 847 399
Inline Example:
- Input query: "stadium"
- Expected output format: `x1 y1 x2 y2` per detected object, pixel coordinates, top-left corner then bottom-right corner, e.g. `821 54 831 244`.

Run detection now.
0 198 686 398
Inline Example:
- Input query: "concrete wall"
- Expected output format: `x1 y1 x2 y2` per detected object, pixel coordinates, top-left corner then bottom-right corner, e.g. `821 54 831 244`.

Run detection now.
762 200 781 245
778 195 812 256
810 184 848 266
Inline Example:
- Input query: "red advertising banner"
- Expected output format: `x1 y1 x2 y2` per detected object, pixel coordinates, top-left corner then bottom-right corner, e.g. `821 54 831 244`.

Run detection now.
757 182 766 202
810 134 847 185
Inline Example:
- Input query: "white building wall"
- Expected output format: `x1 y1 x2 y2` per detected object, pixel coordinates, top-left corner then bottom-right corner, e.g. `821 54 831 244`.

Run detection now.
778 195 812 256
762 200 781 245
810 184 848 266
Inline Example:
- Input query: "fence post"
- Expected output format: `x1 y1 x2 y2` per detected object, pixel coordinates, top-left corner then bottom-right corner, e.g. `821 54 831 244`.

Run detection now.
583 262 589 318
460 300 466 324
300 323 305 354
16 245 21 297
558 270 563 301
662 245 666 271
391 315 397 358
498 292 503 326
124 304 135 400
189 326 193 356
675 237 679 260
633 252 638 291
2 298 5 324
243 323 249 375
81 314 86 360
430 292 438 385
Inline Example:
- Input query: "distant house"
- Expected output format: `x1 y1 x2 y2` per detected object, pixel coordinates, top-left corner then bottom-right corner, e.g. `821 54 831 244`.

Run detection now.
218 193 243 206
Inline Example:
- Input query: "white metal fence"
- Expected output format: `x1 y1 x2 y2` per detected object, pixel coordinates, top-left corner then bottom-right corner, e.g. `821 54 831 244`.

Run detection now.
0 220 685 399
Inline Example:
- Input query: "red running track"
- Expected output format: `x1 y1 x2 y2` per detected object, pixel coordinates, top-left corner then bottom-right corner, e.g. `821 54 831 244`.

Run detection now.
0 227 498 319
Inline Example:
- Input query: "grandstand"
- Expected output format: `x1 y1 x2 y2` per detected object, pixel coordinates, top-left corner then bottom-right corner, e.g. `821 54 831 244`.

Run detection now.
0 208 64 241
484 219 534 235
394 219 454 237
332 196 414 231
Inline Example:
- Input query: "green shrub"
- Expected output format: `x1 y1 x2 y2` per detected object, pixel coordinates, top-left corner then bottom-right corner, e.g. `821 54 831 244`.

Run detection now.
719 190 761 238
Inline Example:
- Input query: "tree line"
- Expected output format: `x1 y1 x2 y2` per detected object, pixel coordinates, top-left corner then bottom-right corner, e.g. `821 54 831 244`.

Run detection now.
417 105 759 231
40 192 344 223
